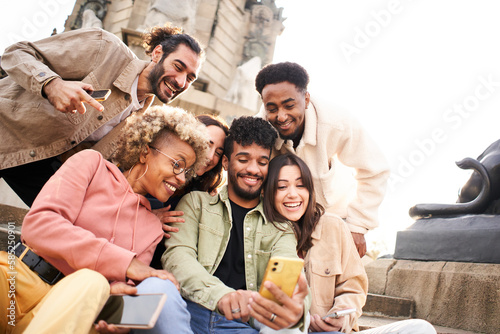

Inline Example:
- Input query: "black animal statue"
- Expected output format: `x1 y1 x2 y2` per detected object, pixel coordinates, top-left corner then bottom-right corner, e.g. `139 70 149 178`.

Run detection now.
396 139 500 264
409 139 500 219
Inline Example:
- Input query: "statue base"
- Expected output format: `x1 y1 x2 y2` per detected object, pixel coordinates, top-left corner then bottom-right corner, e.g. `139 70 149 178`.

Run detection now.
394 214 500 264
365 258 500 333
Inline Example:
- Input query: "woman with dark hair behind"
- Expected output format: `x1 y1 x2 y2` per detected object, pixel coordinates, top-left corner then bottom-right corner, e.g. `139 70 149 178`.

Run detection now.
263 153 436 333
151 114 229 269
178 114 229 195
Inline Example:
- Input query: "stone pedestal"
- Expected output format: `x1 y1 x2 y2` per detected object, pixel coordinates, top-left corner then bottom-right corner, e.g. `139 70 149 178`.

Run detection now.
394 215 500 264
365 259 500 333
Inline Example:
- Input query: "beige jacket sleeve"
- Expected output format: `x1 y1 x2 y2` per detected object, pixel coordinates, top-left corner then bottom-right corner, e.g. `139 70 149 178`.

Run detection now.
332 110 390 234
305 213 368 333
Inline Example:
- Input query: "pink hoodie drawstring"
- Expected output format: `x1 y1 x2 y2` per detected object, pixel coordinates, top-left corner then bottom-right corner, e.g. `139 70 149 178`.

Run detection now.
131 196 140 252
110 192 128 244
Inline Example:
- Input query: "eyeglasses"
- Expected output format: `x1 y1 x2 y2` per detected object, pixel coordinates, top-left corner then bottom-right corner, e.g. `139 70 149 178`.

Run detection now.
150 146 195 178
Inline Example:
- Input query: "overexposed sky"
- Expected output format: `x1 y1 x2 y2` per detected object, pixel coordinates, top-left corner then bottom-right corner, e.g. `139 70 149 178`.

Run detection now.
273 0 500 254
2 0 499 254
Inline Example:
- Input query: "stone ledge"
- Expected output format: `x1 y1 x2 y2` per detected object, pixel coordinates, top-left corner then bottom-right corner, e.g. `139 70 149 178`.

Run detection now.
358 315 484 334
365 259 500 333
0 204 27 226
363 293 414 318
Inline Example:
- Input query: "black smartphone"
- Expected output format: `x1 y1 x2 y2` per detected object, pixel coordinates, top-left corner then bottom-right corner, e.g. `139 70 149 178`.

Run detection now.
89 89 111 102
94 294 167 329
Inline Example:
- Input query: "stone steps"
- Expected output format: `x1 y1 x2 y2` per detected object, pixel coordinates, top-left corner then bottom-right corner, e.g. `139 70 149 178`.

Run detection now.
358 315 485 334
363 293 414 318
361 293 488 333
0 204 26 250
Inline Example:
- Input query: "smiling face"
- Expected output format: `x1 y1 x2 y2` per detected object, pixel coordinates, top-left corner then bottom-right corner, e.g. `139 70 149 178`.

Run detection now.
147 43 202 104
261 81 309 142
196 125 226 176
273 165 310 222
137 135 196 202
223 142 270 208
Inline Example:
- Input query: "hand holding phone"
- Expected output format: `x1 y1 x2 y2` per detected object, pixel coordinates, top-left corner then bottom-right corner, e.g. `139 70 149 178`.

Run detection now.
43 78 106 114
89 89 111 102
259 257 304 305
321 308 356 320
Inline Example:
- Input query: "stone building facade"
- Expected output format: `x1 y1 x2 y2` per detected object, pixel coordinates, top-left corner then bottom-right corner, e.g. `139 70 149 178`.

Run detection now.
0 0 285 208
63 0 285 121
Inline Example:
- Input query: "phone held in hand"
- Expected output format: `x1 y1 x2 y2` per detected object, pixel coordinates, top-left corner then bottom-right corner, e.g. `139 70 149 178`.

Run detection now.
94 293 167 329
321 308 357 320
89 89 111 102
259 256 304 304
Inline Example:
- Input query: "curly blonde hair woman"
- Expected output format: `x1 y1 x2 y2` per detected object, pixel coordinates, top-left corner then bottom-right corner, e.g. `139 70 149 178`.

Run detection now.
15 105 209 333
114 105 209 172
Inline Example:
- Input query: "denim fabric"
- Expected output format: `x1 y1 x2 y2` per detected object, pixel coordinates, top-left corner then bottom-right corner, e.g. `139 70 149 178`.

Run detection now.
132 277 193 334
185 299 258 334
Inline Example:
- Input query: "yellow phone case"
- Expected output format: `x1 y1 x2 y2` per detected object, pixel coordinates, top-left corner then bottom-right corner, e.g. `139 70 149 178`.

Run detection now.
259 256 304 304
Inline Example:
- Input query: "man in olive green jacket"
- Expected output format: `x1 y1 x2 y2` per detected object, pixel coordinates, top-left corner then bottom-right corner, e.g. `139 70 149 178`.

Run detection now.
0 25 203 206
163 116 310 333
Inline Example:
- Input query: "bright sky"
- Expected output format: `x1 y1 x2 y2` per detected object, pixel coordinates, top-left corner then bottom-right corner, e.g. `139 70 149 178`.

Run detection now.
2 0 499 255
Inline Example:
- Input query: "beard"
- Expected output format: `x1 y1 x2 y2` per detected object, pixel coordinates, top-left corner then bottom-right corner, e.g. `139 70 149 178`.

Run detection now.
147 62 181 104
228 170 263 201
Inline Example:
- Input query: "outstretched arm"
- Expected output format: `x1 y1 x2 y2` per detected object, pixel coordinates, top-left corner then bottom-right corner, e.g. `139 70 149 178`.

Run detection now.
1 29 111 113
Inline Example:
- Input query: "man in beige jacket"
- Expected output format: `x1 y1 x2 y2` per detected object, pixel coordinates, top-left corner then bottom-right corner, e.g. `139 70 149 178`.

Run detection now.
255 62 390 257
0 25 203 207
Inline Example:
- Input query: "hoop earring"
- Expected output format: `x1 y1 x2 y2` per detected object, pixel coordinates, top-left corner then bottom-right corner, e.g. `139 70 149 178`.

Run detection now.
136 164 149 181
128 163 149 181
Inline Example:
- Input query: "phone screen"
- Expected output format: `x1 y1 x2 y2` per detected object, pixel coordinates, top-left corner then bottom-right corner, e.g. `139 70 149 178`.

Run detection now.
95 294 166 328
89 89 111 101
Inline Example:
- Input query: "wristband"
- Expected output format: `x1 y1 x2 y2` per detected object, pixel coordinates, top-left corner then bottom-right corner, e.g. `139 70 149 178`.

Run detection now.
41 77 57 98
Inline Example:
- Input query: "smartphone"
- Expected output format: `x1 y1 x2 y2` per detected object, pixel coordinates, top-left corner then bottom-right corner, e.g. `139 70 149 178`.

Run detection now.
321 308 357 320
89 89 111 101
94 293 167 329
259 256 304 304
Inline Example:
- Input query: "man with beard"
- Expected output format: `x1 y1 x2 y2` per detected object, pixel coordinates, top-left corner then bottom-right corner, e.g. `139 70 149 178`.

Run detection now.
255 62 390 258
163 116 311 333
0 24 203 206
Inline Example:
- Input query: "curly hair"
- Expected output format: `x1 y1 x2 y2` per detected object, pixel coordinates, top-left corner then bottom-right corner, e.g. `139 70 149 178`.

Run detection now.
224 116 278 159
142 23 205 62
263 153 324 255
113 105 209 174
255 62 310 95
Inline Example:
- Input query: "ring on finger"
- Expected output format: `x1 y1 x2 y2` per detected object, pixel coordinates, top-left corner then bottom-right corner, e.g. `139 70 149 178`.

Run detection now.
270 313 277 322
231 308 241 314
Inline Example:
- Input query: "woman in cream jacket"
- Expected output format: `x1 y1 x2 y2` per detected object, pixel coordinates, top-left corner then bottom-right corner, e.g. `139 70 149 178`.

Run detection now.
263 153 436 334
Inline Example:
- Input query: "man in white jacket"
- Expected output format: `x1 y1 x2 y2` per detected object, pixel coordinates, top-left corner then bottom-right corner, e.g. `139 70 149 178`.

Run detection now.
255 62 390 257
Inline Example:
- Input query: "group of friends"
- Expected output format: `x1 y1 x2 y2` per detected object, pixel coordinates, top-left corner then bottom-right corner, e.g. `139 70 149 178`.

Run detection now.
0 25 437 334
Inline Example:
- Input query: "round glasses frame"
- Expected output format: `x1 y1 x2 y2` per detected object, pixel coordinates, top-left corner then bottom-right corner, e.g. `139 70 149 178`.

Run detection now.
149 146 195 178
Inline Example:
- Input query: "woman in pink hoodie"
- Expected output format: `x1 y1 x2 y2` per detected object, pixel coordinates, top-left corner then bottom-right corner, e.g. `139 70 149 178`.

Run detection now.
2 105 209 334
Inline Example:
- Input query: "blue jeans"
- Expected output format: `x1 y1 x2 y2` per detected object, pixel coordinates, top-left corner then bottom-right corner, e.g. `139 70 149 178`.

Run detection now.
185 299 258 334
132 277 193 334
